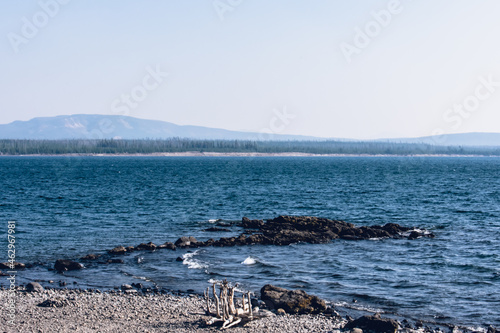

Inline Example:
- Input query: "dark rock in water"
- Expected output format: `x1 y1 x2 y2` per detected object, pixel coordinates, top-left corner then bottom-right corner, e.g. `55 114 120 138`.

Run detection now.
59 281 67 287
260 284 327 314
135 242 157 251
203 227 231 232
131 283 143 289
408 231 421 240
108 246 127 255
344 314 399 333
54 259 83 272
107 259 124 264
126 246 135 252
176 256 184 262
26 282 44 292
158 242 176 250
174 236 198 248
0 262 26 269
487 326 497 333
240 217 264 229
80 254 101 261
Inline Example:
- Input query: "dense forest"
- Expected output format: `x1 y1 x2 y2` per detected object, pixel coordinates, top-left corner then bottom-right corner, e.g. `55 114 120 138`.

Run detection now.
0 139 499 156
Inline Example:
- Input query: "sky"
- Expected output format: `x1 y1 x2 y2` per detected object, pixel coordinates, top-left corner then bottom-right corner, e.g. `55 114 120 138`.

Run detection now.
1 0 500 140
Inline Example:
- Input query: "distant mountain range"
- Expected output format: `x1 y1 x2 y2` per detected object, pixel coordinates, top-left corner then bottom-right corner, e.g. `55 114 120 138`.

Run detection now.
1 114 499 146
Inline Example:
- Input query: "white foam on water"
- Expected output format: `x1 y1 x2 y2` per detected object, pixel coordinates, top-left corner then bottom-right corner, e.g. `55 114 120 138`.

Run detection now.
241 257 257 265
182 250 208 269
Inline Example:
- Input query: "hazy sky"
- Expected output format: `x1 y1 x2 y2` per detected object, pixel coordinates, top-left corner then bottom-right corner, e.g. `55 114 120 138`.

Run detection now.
1 1 500 139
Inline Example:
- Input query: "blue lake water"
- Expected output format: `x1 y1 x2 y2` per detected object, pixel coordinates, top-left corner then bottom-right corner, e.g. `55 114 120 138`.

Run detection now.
0 156 499 327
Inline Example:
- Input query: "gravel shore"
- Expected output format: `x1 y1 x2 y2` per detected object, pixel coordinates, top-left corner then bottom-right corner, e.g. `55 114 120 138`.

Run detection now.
0 288 345 333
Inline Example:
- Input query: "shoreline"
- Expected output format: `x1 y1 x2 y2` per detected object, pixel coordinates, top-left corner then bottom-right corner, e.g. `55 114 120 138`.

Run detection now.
0 152 498 157
0 287 491 333
1 287 345 333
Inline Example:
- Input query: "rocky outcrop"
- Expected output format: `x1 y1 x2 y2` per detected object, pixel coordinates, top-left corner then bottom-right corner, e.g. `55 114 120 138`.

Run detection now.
239 217 264 229
89 216 433 266
260 284 327 314
344 314 399 333
54 259 83 272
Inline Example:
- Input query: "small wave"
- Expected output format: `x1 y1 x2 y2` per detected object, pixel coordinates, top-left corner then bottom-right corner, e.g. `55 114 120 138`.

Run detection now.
241 257 257 265
182 250 208 269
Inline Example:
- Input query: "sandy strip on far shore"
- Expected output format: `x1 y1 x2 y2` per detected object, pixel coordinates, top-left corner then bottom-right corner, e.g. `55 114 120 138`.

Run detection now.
1 288 345 333
0 152 494 157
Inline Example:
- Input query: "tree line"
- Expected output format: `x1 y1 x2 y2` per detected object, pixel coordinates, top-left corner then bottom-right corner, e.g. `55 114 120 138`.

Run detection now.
0 138 499 156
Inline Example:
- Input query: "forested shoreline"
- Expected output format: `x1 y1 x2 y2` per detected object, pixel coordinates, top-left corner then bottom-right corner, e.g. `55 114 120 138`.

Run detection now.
0 138 499 156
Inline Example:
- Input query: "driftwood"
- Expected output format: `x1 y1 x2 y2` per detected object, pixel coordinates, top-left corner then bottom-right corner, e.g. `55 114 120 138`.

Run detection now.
204 280 265 329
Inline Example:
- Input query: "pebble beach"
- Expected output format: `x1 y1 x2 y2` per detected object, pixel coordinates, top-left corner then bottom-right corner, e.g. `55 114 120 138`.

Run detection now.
0 288 345 333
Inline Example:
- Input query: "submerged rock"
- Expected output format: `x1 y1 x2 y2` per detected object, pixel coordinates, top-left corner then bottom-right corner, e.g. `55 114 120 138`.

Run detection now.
344 314 399 333
54 259 83 272
80 254 101 261
260 284 327 314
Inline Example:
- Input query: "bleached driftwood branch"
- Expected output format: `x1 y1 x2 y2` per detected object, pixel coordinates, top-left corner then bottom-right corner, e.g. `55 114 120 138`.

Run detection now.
204 279 265 329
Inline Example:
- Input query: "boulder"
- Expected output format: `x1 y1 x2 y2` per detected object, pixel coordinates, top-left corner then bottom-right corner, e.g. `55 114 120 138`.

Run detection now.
260 284 327 314
54 259 83 272
158 242 176 250
26 282 44 292
108 246 127 255
121 284 133 290
174 236 198 248
344 314 399 333
135 242 157 251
